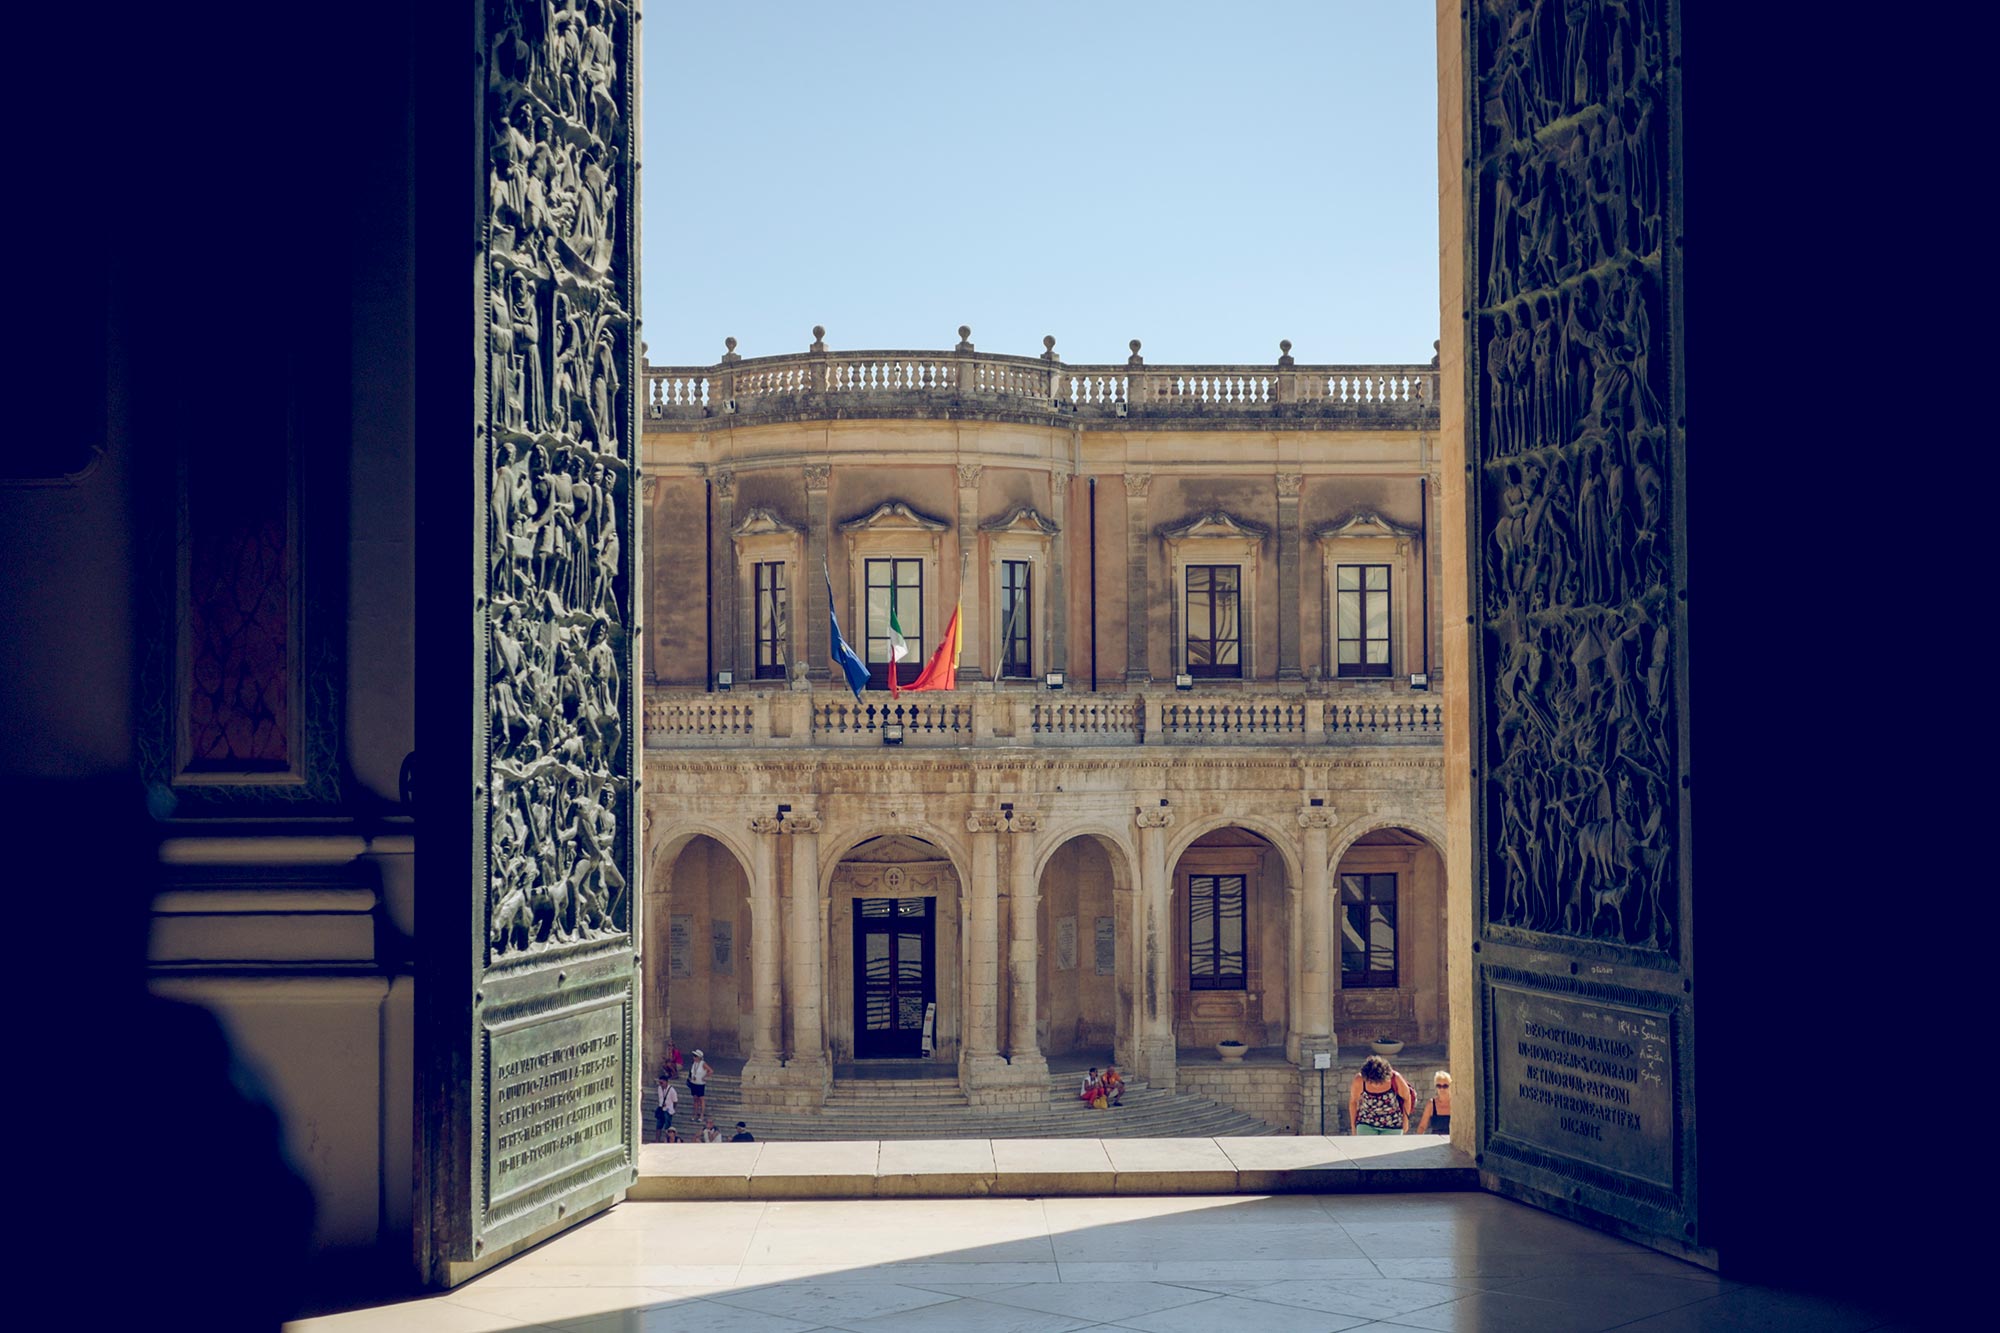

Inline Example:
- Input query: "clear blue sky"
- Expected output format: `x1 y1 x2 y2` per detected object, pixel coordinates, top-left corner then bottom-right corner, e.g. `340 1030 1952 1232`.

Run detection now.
640 2 1437 368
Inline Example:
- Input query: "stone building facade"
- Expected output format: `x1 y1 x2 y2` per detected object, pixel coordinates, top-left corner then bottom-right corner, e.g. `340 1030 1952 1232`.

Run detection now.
637 334 1451 1121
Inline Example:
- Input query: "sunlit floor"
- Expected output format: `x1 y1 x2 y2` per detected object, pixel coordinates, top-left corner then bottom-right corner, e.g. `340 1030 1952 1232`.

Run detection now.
287 1193 1903 1332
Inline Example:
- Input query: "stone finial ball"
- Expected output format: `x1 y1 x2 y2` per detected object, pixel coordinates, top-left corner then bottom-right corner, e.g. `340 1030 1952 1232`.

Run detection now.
959 325 972 340
1130 339 1142 353
725 336 737 351
1280 339 1293 354
813 325 825 339
1044 335 1056 350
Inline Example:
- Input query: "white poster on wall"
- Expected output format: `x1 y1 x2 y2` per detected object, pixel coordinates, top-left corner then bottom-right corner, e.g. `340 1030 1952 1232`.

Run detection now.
710 919 734 974
668 913 695 979
1094 916 1116 975
1055 917 1078 971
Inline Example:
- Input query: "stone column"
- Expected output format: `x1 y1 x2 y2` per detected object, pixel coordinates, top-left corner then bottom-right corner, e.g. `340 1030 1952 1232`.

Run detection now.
804 463 831 681
711 469 737 684
1297 806 1337 1066
963 811 1007 1084
1134 805 1177 1088
1002 812 1049 1080
782 813 828 1093
1124 472 1152 684
743 815 786 1090
956 463 984 682
1277 473 1304 682
1049 471 1070 674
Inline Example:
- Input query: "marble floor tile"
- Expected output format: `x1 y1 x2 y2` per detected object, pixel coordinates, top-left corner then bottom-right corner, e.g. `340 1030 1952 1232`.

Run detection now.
706 1282 961 1324
825 1295 1097 1333
1604 1285 1901 1332
1054 1258 1387 1283
1369 1288 1634 1333
549 1299 822 1333
740 1262 1065 1286
1231 1277 1477 1320
1105 1292 1374 1333
287 1296 568 1333
968 1280 1220 1319
441 1286 686 1326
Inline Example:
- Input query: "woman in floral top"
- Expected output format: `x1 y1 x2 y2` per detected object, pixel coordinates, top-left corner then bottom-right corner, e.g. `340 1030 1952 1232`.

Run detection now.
1348 1055 1414 1135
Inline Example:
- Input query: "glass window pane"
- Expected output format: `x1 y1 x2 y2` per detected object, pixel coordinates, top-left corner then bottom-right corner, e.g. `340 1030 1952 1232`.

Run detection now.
1372 875 1397 903
1366 640 1389 664
1341 875 1366 903
1368 904 1396 973
1337 593 1359 638
1341 905 1367 971
1366 565 1388 590
1337 640 1359 664
1217 566 1239 592
1337 565 1358 591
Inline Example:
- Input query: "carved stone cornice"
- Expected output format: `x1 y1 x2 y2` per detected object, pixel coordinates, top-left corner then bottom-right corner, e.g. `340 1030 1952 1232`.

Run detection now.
1156 509 1272 543
749 816 785 835
1297 807 1337 829
730 506 801 541
838 499 951 533
978 506 1060 537
803 464 831 492
1125 473 1152 499
956 463 984 489
1134 808 1176 829
1277 473 1304 499
1313 509 1422 544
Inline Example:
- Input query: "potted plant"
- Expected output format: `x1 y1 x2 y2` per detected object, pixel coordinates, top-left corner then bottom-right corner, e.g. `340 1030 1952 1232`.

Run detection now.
1216 1039 1248 1063
1369 1035 1405 1057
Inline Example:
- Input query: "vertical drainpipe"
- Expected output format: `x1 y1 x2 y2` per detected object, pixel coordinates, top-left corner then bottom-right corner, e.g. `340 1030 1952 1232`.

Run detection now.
704 476 714 691
1088 477 1099 692
1419 474 1431 680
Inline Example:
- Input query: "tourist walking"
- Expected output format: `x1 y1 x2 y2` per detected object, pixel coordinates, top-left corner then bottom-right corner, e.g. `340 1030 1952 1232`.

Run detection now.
1415 1071 1452 1135
687 1049 711 1118
659 1080 679 1141
1348 1055 1414 1135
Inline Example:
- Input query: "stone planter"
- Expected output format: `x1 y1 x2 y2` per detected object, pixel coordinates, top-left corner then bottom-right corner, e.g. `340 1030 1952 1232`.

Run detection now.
1369 1040 1405 1057
1217 1041 1248 1063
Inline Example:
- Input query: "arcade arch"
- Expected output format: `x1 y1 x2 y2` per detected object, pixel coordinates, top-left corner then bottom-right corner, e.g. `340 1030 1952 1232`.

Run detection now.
825 834 963 1067
646 833 753 1076
1332 826 1449 1047
1032 832 1132 1062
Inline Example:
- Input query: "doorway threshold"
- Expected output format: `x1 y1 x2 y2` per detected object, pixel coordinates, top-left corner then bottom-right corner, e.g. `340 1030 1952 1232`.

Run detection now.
633 1135 1474 1201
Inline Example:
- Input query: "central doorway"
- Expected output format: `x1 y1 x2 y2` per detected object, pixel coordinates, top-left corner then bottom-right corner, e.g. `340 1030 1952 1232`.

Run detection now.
852 896 936 1059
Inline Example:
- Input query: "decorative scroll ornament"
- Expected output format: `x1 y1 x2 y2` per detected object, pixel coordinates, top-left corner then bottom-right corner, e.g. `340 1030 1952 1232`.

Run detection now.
1134 808 1176 829
485 0 636 958
1297 807 1337 830
1474 0 1677 954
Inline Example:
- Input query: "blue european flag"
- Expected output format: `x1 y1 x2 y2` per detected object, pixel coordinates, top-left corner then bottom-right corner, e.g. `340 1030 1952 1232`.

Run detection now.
827 568 870 702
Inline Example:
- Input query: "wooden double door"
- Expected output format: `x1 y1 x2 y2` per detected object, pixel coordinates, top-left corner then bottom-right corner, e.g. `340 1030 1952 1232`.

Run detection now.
852 896 936 1059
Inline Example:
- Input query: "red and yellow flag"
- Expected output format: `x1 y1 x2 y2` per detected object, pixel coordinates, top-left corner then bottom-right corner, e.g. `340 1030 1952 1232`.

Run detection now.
902 602 961 692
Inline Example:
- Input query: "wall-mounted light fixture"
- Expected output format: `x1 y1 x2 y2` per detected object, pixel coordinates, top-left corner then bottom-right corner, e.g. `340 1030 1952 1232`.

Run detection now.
882 724 905 746
1174 673 1194 691
1044 670 1065 690
714 670 733 691
1408 672 1430 691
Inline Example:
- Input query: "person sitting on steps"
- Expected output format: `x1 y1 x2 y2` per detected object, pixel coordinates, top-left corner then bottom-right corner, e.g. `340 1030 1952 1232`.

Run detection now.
1102 1066 1125 1108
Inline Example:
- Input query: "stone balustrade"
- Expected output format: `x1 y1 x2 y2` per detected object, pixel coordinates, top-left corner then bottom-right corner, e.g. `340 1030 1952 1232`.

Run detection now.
644 338 1436 425
642 686 1441 750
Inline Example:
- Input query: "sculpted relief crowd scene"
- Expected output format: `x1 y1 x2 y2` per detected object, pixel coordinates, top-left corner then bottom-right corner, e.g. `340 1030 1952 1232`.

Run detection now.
1476 0 1675 952
485 0 635 956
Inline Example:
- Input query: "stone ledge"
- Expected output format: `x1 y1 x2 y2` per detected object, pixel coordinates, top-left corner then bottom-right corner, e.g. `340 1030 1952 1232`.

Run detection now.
631 1135 1472 1202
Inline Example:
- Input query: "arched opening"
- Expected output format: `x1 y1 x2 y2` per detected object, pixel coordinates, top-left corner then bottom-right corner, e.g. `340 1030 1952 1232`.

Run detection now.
1333 827 1448 1050
647 833 753 1076
1170 826 1293 1055
1034 833 1130 1065
826 834 962 1068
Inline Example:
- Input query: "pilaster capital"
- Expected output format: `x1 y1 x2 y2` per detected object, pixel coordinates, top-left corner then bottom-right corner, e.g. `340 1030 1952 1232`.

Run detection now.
749 816 785 835
780 815 823 835
1003 812 1041 834
712 469 736 500
1134 807 1175 829
966 812 1005 833
803 463 831 492
1297 807 1337 830
1051 470 1072 501
1125 472 1152 499
956 462 984 489
640 475 658 503
1277 473 1304 499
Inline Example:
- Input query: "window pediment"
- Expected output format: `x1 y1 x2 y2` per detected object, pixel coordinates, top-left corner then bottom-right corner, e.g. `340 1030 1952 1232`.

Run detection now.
1313 509 1421 545
838 500 951 533
979 505 1060 536
731 506 800 541
1156 509 1271 543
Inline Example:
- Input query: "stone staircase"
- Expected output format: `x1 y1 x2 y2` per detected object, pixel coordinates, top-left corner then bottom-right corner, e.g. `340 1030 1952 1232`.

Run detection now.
649 1068 1288 1142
